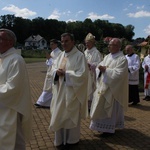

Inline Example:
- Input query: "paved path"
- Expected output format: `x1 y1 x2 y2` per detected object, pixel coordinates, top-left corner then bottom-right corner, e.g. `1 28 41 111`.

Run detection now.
26 62 150 150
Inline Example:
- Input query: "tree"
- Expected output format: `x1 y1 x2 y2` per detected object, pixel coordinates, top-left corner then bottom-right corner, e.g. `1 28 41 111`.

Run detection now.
0 14 15 29
125 25 135 41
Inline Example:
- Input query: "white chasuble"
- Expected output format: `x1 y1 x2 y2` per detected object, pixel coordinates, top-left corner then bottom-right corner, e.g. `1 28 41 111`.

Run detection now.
49 46 89 132
0 48 32 149
90 51 128 120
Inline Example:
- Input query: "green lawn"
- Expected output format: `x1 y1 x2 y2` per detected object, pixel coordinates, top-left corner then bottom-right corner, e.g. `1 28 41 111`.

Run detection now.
24 58 46 63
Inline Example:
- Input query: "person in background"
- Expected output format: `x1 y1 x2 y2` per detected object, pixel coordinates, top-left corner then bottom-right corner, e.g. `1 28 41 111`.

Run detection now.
125 45 140 105
84 33 103 111
142 48 150 101
34 39 61 108
49 33 88 148
90 38 128 137
0 28 32 149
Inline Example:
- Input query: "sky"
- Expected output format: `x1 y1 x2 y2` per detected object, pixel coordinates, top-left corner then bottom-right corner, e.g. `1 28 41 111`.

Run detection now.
0 0 150 39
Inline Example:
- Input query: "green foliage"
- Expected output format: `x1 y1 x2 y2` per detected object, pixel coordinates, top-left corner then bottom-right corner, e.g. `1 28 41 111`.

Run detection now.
0 14 135 45
21 49 50 58
24 58 46 63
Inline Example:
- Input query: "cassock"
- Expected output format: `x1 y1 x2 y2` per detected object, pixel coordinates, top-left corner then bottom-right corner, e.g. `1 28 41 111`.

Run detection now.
0 48 32 149
90 51 128 133
36 48 61 107
125 53 140 103
49 46 88 146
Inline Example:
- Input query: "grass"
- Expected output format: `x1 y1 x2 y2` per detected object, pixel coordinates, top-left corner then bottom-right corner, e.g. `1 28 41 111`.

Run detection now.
24 58 46 63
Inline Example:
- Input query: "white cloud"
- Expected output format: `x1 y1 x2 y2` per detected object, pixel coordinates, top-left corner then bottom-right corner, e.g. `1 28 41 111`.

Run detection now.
62 10 71 16
66 19 76 23
2 4 36 18
75 10 83 17
127 10 150 18
48 9 61 19
87 12 115 20
144 25 150 35
123 3 133 11
137 5 145 10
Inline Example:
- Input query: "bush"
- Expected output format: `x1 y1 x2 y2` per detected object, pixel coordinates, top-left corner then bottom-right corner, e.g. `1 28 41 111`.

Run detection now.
21 49 51 58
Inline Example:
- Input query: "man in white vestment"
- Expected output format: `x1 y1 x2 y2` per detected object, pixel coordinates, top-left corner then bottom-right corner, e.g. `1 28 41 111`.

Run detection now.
35 39 61 108
0 28 32 149
49 33 88 147
90 38 128 137
84 33 103 111
125 45 140 105
142 48 150 101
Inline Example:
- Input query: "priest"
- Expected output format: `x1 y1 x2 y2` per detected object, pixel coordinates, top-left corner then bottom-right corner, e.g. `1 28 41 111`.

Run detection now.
49 33 89 147
90 38 128 136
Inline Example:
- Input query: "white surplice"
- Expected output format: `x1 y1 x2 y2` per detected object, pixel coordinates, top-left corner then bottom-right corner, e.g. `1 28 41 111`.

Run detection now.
90 51 128 133
0 48 32 149
36 48 61 107
125 53 140 85
49 46 88 146
84 47 103 107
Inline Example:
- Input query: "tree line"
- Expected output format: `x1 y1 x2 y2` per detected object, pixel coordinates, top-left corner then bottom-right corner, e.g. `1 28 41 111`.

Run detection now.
0 14 135 46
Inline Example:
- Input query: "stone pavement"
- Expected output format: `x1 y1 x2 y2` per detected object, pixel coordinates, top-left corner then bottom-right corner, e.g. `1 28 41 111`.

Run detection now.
25 62 150 150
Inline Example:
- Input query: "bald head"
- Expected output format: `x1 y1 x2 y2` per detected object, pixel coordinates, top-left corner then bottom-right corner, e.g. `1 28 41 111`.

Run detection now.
125 45 134 55
0 28 17 44
108 38 121 54
0 28 17 54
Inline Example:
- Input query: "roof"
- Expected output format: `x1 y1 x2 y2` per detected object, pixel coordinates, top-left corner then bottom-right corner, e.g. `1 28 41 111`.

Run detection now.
25 34 44 42
138 41 148 47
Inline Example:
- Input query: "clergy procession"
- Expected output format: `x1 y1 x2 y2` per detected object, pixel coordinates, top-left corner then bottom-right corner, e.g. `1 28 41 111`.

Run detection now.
0 29 150 150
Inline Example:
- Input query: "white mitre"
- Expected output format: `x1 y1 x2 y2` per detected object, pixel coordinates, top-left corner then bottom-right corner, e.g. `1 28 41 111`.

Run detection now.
85 33 95 43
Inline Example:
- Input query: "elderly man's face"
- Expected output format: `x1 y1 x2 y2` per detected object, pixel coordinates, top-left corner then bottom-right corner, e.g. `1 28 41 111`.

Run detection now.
85 40 94 50
125 46 133 55
108 40 120 54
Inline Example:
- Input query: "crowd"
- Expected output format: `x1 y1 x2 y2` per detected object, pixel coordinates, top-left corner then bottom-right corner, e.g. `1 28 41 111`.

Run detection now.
0 28 149 150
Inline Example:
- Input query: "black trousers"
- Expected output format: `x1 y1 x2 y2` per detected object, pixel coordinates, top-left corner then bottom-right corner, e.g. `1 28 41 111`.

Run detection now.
129 85 140 103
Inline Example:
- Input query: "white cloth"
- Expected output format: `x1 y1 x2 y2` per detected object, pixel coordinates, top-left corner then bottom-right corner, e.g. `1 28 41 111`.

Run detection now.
36 48 61 106
90 101 124 133
84 47 103 101
142 55 150 96
54 118 80 146
0 48 32 149
90 51 128 120
36 91 53 106
49 46 88 132
15 113 26 150
125 54 140 85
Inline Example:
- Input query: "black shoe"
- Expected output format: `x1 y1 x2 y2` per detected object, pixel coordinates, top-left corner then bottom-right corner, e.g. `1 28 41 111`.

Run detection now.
143 96 149 100
146 97 150 101
100 132 115 137
34 103 50 108
65 142 79 150
131 102 138 105
34 103 41 107
56 144 64 150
